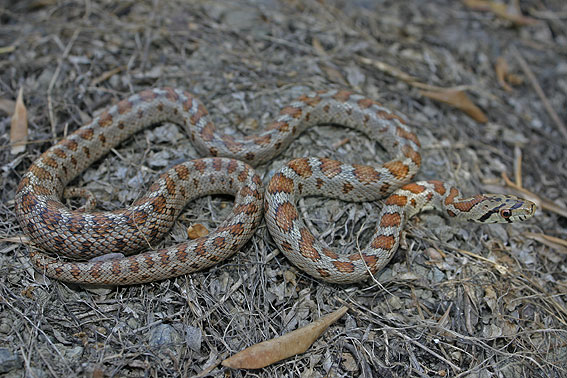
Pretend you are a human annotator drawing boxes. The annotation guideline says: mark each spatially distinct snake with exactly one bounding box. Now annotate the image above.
[14,88,536,285]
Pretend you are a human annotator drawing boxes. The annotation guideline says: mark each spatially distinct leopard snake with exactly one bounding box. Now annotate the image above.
[14,88,536,285]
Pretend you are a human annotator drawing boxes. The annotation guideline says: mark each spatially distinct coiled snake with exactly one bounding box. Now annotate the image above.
[14,88,536,285]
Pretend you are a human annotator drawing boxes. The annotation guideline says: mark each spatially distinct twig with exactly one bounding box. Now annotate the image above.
[512,47,567,140]
[514,146,522,187]
[502,172,567,218]
[47,29,80,140]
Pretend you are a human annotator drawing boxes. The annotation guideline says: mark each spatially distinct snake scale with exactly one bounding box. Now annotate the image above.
[14,88,536,285]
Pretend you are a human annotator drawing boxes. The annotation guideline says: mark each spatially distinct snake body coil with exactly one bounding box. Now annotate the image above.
[14,88,535,285]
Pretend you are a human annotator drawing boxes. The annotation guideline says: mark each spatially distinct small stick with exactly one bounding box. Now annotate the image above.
[514,145,523,188]
[512,47,567,140]
[502,172,567,218]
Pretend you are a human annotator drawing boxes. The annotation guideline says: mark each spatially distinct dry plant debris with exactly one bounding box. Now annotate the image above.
[0,0,566,377]
[9,88,27,155]
[222,306,348,369]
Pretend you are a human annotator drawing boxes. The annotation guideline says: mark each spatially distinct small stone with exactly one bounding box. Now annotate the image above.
[0,348,22,373]
[185,326,202,352]
[149,324,181,347]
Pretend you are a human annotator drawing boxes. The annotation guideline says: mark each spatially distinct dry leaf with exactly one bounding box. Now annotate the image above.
[524,232,567,255]
[319,63,347,86]
[495,57,513,92]
[10,87,28,155]
[311,37,326,56]
[187,224,209,239]
[222,306,348,369]
[420,89,488,123]
[463,0,538,27]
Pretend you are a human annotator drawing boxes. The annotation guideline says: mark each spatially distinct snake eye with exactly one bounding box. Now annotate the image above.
[500,209,512,218]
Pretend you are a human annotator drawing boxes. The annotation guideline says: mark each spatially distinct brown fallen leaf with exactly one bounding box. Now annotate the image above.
[311,37,326,56]
[187,224,209,239]
[222,306,348,369]
[419,89,488,123]
[495,57,513,92]
[319,63,347,86]
[10,87,28,155]
[463,0,538,27]
[524,232,567,255]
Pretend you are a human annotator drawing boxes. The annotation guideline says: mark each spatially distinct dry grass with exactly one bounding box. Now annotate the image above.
[1,0,566,376]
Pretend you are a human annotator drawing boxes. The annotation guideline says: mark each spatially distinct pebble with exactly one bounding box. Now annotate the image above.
[0,348,22,374]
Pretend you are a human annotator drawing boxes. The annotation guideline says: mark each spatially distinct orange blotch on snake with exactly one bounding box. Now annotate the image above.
[332,90,353,102]
[371,235,395,250]
[322,248,338,259]
[385,194,408,207]
[396,126,420,146]
[53,148,67,159]
[139,89,157,102]
[234,202,259,216]
[453,195,484,212]
[191,104,209,125]
[319,158,343,178]
[183,96,193,112]
[61,139,78,151]
[267,121,289,132]
[403,183,426,194]
[376,110,406,125]
[379,212,402,228]
[383,160,409,180]
[444,187,459,206]
[200,122,215,142]
[111,261,122,276]
[42,157,58,168]
[77,127,94,140]
[267,173,294,195]
[353,164,381,185]
[193,160,206,174]
[30,164,53,180]
[332,261,355,273]
[317,268,331,278]
[402,145,421,166]
[164,87,179,102]
[226,159,238,174]
[274,202,298,233]
[237,168,250,182]
[221,135,244,153]
[288,158,313,178]
[357,98,374,108]
[175,246,189,263]
[297,94,322,107]
[165,176,176,195]
[212,158,223,171]
[343,182,354,194]
[299,227,320,262]
[175,165,190,180]
[158,251,170,265]
[280,106,302,119]
[117,99,133,114]
[98,112,113,127]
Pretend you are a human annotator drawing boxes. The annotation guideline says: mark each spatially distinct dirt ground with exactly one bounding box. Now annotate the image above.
[1,0,566,377]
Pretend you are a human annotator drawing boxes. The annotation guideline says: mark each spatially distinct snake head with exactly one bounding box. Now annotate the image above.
[473,194,537,223]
